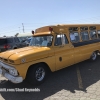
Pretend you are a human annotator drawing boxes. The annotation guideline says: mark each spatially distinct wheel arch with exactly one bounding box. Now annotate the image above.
[13,47,17,49]
[90,50,98,61]
[25,62,52,79]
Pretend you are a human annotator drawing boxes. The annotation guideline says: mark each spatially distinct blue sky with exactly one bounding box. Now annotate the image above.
[0,0,100,36]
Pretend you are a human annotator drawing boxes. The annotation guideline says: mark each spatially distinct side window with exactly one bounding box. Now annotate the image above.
[0,39,6,45]
[7,38,13,43]
[97,30,100,38]
[80,31,89,41]
[90,31,97,39]
[54,34,68,46]
[14,37,20,43]
[70,32,80,42]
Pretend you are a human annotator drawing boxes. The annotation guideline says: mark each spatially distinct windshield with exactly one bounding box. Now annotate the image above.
[29,35,53,47]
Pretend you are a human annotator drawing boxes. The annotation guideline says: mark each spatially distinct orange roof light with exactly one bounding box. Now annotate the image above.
[49,27,53,32]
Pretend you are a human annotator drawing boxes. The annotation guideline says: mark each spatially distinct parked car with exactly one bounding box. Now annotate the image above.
[0,37,27,52]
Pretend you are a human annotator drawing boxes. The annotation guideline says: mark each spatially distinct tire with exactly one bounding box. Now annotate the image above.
[14,47,17,49]
[26,63,47,85]
[90,52,97,61]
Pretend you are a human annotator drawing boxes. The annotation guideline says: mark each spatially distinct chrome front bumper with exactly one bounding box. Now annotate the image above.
[0,62,23,83]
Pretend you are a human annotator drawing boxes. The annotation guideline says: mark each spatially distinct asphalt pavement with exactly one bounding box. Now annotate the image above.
[0,56,100,100]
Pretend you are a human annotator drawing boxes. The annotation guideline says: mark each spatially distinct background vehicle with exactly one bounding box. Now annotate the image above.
[17,33,33,46]
[0,37,27,52]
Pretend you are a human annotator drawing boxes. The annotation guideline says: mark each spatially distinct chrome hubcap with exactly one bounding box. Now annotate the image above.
[92,52,96,60]
[35,67,45,81]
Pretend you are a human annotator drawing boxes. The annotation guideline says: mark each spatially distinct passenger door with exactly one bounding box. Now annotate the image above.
[70,32,83,63]
[54,34,74,71]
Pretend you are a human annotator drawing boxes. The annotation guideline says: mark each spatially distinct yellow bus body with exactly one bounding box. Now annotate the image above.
[0,24,100,84]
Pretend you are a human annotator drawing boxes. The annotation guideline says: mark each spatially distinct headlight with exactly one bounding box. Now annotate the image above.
[9,68,18,76]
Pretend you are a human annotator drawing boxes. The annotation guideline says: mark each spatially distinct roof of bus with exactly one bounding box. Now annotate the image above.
[35,24,100,34]
[36,24,100,28]
[16,24,100,37]
[55,24,100,27]
[56,24,100,25]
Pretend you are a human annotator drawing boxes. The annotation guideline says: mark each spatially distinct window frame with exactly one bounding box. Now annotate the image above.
[97,30,100,38]
[54,33,69,46]
[80,31,89,41]
[70,32,80,43]
[89,30,97,40]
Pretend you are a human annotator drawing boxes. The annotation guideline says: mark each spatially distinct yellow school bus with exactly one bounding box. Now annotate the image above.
[0,24,100,85]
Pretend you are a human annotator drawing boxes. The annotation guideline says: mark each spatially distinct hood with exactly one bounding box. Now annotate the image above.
[0,46,50,64]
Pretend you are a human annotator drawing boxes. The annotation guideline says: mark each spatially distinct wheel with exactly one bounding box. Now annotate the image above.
[90,52,97,61]
[26,63,47,85]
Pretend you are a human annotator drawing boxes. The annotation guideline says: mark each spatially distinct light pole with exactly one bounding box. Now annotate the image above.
[22,23,25,33]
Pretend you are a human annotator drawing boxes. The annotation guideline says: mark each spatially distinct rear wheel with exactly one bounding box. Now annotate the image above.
[90,52,97,61]
[26,63,47,85]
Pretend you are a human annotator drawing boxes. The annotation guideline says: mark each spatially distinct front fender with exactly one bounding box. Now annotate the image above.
[15,56,55,79]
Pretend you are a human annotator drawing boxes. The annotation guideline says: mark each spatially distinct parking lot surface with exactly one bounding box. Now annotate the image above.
[0,56,100,100]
